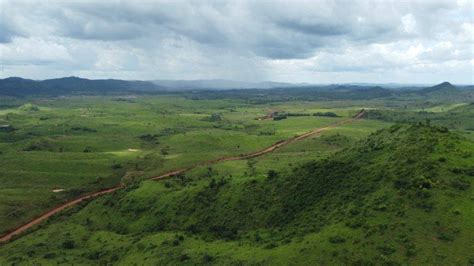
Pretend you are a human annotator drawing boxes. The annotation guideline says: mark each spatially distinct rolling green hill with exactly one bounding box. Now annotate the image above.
[1,123,472,265]
[363,102,474,131]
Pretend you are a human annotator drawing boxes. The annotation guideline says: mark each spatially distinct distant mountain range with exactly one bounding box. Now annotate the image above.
[0,76,471,97]
[151,79,310,90]
[0,77,163,96]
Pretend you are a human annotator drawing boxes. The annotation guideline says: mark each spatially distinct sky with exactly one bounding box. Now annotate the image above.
[0,0,473,84]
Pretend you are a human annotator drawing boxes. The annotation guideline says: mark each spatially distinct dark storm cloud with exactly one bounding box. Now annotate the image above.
[57,2,347,59]
[0,17,22,43]
[24,1,233,52]
[275,19,349,36]
[0,24,15,43]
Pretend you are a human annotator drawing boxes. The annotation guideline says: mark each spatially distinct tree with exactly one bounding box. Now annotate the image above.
[247,159,257,176]
[267,169,278,180]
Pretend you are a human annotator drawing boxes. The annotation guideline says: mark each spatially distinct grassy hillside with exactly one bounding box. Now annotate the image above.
[1,123,472,265]
[0,96,371,235]
[364,102,474,131]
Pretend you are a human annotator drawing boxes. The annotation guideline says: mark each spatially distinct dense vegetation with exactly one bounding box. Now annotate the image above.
[0,81,473,265]
[364,103,474,131]
[0,95,371,235]
[0,123,472,264]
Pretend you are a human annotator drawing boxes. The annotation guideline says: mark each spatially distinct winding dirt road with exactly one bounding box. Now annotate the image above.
[0,110,364,243]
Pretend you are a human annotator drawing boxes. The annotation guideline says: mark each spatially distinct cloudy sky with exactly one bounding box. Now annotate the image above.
[0,0,473,84]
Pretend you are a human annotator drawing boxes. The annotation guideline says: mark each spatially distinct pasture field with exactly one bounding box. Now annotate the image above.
[0,95,376,235]
[0,93,472,265]
[0,122,472,265]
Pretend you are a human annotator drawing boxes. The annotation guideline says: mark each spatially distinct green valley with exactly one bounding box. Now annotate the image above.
[0,82,473,265]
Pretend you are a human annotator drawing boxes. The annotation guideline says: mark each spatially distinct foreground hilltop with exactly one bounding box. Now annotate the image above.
[1,124,473,265]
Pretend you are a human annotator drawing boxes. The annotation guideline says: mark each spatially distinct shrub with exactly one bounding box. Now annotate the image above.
[202,113,221,122]
[23,140,54,152]
[450,178,470,190]
[267,169,278,180]
[329,235,346,244]
[0,125,15,132]
[172,239,180,246]
[180,254,190,261]
[18,103,39,112]
[71,126,97,133]
[43,253,56,259]
[264,242,278,249]
[203,254,214,263]
[377,244,396,255]
[437,232,455,241]
[111,163,123,169]
[313,112,340,117]
[61,240,75,249]
[273,114,287,121]
[139,134,159,143]
[393,178,410,189]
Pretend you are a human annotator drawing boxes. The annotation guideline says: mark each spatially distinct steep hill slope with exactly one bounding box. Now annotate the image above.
[419,82,457,95]
[410,82,473,102]
[1,124,473,265]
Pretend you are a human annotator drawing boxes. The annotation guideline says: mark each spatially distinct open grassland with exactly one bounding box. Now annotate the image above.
[0,96,375,235]
[1,123,472,265]
[0,94,472,265]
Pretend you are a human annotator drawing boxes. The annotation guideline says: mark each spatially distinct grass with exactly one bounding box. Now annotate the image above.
[0,94,472,265]
[0,95,373,235]
[1,123,472,265]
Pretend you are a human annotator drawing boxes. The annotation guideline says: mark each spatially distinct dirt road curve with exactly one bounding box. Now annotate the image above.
[0,186,124,243]
[151,109,365,179]
[0,110,364,243]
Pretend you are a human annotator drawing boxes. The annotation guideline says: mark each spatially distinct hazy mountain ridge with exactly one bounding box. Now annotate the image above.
[0,77,471,98]
[0,77,164,96]
[151,79,309,90]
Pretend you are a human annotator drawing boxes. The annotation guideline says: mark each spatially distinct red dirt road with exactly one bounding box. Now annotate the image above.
[0,186,124,243]
[151,109,365,179]
[0,110,364,243]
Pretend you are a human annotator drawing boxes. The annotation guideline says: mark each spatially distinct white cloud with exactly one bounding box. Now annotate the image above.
[0,0,472,83]
[401,14,417,34]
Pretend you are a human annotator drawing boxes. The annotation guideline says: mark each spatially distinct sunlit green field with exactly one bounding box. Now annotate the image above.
[0,93,473,265]
[0,95,377,235]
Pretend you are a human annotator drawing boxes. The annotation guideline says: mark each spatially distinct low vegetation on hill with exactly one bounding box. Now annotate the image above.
[1,123,472,265]
[364,103,474,131]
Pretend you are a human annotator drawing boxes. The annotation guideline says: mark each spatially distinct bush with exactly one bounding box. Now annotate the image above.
[437,232,455,241]
[18,103,40,112]
[203,254,214,263]
[61,240,75,249]
[139,134,159,143]
[111,163,123,169]
[267,169,278,180]
[313,112,339,117]
[71,126,97,133]
[393,178,410,189]
[0,125,15,132]
[202,113,221,122]
[450,178,470,190]
[43,253,56,259]
[172,239,180,246]
[273,115,287,121]
[377,244,396,255]
[329,235,346,244]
